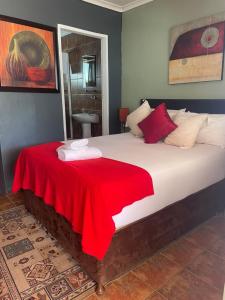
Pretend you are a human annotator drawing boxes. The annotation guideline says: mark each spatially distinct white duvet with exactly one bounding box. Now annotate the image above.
[85,133,225,229]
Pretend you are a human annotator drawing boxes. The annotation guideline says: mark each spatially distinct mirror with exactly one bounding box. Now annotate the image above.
[82,55,96,88]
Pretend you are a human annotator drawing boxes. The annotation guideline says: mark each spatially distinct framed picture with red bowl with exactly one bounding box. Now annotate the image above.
[0,15,59,93]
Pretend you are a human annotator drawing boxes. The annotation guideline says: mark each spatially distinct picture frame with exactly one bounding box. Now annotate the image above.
[0,15,59,93]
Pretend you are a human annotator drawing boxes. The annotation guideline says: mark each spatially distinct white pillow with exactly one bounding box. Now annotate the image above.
[174,111,198,121]
[167,108,186,119]
[164,113,207,149]
[207,114,225,122]
[197,116,225,148]
[126,101,151,137]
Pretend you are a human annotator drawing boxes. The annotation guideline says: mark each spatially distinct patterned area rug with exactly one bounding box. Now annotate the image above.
[0,205,96,300]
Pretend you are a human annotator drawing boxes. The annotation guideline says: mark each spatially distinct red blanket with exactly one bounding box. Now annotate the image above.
[12,142,154,260]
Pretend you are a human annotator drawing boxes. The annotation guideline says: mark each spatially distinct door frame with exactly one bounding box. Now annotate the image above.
[57,24,109,139]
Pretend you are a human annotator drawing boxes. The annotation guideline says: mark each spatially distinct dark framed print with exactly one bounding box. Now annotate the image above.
[0,15,59,92]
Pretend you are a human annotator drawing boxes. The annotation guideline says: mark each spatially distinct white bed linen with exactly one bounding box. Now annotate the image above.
[86,133,225,229]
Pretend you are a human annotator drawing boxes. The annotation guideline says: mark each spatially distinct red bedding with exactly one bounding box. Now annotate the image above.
[12,142,154,260]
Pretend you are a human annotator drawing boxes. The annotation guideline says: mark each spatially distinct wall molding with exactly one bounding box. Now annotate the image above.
[82,0,154,12]
[123,0,154,11]
[82,0,123,12]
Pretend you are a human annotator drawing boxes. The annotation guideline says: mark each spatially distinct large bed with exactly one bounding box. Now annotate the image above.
[22,99,225,294]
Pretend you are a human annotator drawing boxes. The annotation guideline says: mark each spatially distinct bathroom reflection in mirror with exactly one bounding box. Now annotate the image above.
[59,27,106,140]
[82,55,96,88]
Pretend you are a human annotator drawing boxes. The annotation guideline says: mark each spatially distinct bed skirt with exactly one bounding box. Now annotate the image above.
[24,179,225,294]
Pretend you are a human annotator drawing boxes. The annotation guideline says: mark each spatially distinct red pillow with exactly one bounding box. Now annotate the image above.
[138,103,177,143]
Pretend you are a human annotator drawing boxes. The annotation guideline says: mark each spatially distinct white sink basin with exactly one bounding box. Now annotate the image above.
[72,112,99,138]
[72,112,99,124]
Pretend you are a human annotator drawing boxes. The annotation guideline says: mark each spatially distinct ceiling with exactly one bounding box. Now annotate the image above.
[82,0,154,12]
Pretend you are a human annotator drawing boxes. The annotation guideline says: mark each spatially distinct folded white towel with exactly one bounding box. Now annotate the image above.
[62,139,88,150]
[57,147,102,161]
[57,145,89,152]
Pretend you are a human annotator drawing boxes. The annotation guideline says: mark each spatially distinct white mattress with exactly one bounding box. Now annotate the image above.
[87,133,225,229]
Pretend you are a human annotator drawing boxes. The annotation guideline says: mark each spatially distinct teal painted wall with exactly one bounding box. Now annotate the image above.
[122,0,225,110]
[0,0,121,192]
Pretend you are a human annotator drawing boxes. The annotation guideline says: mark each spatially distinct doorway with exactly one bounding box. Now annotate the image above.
[58,24,109,140]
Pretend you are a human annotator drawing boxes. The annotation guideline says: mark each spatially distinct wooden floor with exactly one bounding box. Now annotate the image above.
[1,192,225,300]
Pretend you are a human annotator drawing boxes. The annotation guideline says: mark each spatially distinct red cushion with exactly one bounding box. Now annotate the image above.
[138,103,177,143]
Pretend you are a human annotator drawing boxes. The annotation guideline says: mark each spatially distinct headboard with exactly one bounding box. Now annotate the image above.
[142,99,225,114]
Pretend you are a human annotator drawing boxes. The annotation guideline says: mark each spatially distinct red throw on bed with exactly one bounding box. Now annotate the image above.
[12,142,154,260]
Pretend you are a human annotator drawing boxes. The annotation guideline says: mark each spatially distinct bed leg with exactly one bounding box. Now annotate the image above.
[96,283,105,295]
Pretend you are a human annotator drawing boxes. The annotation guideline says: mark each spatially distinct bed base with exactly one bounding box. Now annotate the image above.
[24,179,225,293]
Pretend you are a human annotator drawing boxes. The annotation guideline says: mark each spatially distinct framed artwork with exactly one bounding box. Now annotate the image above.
[0,15,59,92]
[169,12,225,84]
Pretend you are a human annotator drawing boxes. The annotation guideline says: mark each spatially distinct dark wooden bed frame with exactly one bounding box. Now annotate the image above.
[24,99,225,294]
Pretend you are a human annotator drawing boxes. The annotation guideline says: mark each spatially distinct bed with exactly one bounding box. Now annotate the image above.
[21,99,225,294]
